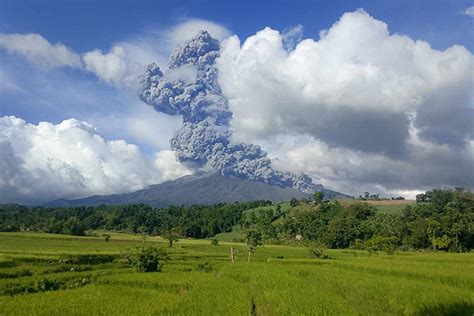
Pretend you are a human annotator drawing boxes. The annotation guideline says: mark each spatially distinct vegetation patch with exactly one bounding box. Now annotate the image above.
[58,254,117,265]
[195,261,213,272]
[127,247,168,272]
[1,277,91,296]
[0,269,32,279]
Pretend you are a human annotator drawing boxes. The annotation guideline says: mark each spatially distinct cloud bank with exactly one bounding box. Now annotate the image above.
[216,9,473,196]
[0,33,81,69]
[0,116,190,204]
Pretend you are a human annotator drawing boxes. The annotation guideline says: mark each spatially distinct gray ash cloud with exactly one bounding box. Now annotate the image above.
[139,30,319,194]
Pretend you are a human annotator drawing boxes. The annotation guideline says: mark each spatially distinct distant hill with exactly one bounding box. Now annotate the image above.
[43,172,349,207]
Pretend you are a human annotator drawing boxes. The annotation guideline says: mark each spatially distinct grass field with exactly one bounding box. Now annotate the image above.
[341,199,416,215]
[0,232,473,315]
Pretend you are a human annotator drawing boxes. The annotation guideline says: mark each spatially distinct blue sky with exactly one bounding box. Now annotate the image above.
[1,0,472,52]
[1,0,472,134]
[0,0,473,203]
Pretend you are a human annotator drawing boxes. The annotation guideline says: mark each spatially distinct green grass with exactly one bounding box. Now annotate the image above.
[0,232,473,315]
[374,204,409,214]
[340,199,416,215]
[213,225,244,241]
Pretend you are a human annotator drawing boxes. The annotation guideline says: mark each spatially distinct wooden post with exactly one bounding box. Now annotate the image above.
[230,247,235,263]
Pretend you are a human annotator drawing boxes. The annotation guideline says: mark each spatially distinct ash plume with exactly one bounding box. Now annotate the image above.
[139,31,318,194]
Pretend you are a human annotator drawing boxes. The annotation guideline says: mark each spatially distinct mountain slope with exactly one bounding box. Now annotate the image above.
[43,172,349,207]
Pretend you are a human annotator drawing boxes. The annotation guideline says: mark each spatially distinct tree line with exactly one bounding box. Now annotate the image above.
[250,188,473,252]
[0,188,472,252]
[0,200,271,238]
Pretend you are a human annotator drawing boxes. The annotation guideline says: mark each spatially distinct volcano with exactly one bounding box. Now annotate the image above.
[43,172,349,207]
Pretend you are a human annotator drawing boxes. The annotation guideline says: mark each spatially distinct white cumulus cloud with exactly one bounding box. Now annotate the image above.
[0,33,81,69]
[0,116,191,204]
[217,9,473,153]
[216,9,473,196]
[464,6,474,17]
[82,46,128,85]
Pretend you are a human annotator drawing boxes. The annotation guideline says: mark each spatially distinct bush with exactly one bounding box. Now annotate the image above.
[210,238,219,246]
[37,278,62,292]
[365,236,399,255]
[66,277,90,289]
[196,261,213,272]
[306,240,329,259]
[127,247,168,272]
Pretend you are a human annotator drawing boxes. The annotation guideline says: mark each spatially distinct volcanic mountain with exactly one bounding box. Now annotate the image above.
[43,172,349,207]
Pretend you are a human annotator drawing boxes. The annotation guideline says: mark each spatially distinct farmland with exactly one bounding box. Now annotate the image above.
[340,199,416,215]
[0,232,473,315]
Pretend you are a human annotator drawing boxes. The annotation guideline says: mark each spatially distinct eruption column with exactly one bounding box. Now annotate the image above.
[139,31,319,194]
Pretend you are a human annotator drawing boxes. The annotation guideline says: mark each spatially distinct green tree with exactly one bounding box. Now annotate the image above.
[313,192,324,205]
[325,203,376,248]
[162,227,182,248]
[245,229,263,262]
[62,217,85,236]
[137,226,148,244]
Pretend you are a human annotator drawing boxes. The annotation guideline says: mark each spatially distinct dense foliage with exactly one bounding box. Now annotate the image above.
[0,200,271,238]
[0,189,472,252]
[279,189,473,252]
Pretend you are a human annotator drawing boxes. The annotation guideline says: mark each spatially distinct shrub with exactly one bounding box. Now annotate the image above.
[127,247,168,272]
[210,238,219,246]
[365,236,399,255]
[306,240,329,259]
[37,279,62,292]
[196,261,213,272]
[66,277,91,289]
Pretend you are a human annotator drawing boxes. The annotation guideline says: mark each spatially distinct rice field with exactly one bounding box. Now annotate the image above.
[0,232,472,315]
